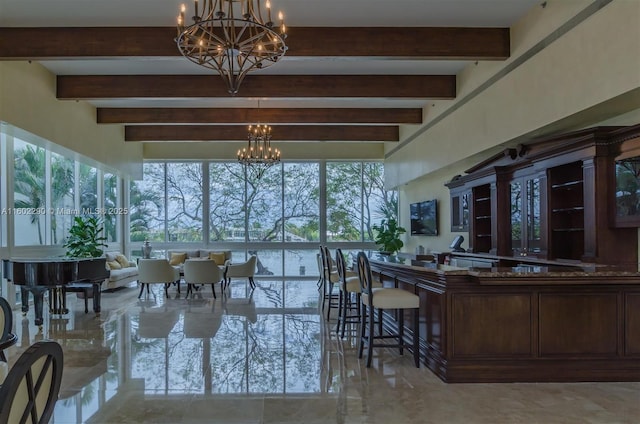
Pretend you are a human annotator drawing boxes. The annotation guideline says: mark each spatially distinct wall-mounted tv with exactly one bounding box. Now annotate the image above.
[410,199,438,236]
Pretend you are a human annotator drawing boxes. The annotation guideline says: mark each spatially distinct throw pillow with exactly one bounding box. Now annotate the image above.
[208,252,226,265]
[115,254,130,268]
[107,260,122,270]
[169,252,187,266]
[105,252,119,262]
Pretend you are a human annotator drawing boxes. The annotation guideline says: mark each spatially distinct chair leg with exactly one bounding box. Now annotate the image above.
[249,277,256,290]
[321,278,327,313]
[340,291,349,339]
[358,303,366,359]
[413,308,420,368]
[398,309,404,355]
[366,305,375,368]
[326,282,333,321]
[212,284,217,299]
[138,283,145,298]
[164,283,169,298]
[335,289,343,335]
[186,284,192,298]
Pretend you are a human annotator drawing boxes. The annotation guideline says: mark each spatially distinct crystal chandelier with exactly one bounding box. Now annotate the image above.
[176,0,288,95]
[238,122,281,179]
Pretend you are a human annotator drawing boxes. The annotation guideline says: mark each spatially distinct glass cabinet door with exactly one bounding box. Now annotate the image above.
[526,178,541,253]
[510,182,522,254]
[450,190,470,232]
[511,176,542,256]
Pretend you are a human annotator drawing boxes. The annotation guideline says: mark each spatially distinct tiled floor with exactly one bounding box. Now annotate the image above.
[5,280,639,423]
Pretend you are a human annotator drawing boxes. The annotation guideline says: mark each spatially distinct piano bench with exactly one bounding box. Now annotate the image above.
[63,282,94,314]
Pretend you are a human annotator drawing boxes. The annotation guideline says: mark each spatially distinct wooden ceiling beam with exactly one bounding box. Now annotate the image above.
[125,125,399,142]
[98,108,423,124]
[58,75,455,99]
[0,27,509,59]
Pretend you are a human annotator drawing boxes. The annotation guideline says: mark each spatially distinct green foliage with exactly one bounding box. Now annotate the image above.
[372,218,406,254]
[64,216,108,258]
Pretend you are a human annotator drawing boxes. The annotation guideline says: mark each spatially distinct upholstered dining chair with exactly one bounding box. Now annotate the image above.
[137,259,181,298]
[183,259,224,299]
[223,255,257,291]
[0,296,18,362]
[356,252,420,368]
[0,340,64,424]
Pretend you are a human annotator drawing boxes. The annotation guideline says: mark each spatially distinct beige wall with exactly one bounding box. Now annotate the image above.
[392,0,640,252]
[388,0,640,189]
[0,61,142,178]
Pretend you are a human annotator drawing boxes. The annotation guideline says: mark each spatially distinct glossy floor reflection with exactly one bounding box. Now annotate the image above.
[5,280,640,423]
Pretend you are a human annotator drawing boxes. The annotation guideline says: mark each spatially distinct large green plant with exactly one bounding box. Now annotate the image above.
[372,218,406,254]
[64,216,108,258]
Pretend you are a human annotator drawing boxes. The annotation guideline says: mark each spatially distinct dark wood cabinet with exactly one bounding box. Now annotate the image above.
[471,184,492,253]
[446,125,640,267]
[548,161,584,261]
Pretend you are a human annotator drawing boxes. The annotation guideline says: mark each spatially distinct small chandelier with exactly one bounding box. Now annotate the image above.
[238,123,281,179]
[176,0,288,95]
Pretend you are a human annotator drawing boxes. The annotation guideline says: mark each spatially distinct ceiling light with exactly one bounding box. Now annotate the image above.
[237,100,281,179]
[176,0,288,95]
[237,124,281,179]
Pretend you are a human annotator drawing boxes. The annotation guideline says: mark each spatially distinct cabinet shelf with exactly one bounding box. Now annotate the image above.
[552,228,584,232]
[475,197,491,202]
[551,180,583,189]
[476,234,492,238]
[552,207,585,213]
[475,215,491,220]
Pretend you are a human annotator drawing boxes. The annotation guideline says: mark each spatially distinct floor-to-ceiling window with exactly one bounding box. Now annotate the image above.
[129,161,397,278]
[1,124,123,304]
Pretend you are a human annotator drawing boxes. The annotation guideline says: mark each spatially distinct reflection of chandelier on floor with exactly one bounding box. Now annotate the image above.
[238,122,281,179]
[176,0,288,95]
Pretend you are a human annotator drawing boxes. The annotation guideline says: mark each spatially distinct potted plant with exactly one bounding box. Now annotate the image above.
[63,216,108,258]
[372,218,406,255]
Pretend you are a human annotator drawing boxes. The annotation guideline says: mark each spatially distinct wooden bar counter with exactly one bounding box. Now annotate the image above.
[366,254,640,383]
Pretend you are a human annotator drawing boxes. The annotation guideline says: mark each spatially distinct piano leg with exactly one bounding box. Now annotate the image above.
[92,282,102,313]
[48,287,68,315]
[20,287,29,315]
[32,288,46,326]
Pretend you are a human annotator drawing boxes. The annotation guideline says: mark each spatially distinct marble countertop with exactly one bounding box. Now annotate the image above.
[368,254,640,278]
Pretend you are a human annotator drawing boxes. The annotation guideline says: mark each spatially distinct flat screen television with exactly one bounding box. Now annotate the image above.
[410,199,438,236]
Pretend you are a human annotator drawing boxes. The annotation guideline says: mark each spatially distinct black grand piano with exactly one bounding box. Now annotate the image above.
[2,257,109,325]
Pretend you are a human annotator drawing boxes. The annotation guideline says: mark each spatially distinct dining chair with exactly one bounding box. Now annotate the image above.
[223,255,257,291]
[137,259,181,298]
[0,296,18,362]
[0,341,64,424]
[183,259,224,299]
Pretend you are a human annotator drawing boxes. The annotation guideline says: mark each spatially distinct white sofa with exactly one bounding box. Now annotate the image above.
[104,252,139,290]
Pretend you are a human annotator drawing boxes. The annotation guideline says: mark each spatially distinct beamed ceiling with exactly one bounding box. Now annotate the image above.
[0,0,540,146]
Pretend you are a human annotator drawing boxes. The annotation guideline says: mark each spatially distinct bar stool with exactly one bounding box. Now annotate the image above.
[320,246,341,321]
[356,252,420,368]
[335,249,382,338]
